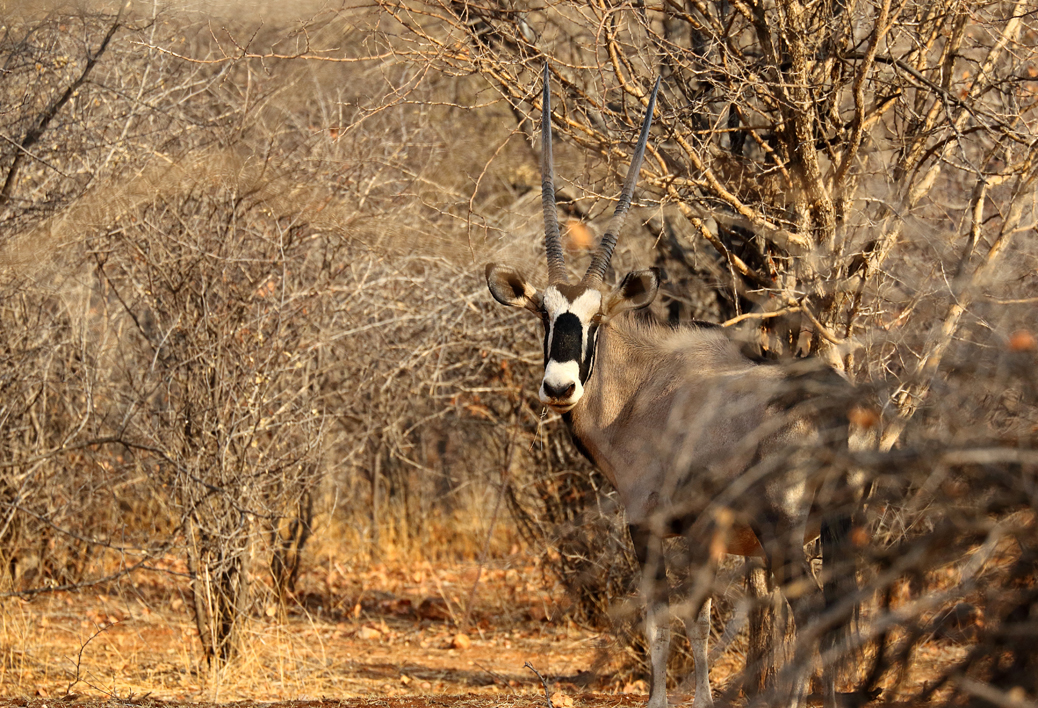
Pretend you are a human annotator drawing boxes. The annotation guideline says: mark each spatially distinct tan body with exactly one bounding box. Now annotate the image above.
[566,318,785,523]
[559,314,844,708]
[567,316,826,551]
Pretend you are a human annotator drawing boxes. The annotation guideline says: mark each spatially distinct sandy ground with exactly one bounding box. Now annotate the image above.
[0,556,965,707]
[0,558,654,703]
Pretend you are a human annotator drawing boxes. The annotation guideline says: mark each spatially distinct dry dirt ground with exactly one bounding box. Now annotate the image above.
[0,556,964,708]
[0,557,665,704]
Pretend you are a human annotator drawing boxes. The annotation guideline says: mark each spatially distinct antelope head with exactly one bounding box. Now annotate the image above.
[486,65,661,412]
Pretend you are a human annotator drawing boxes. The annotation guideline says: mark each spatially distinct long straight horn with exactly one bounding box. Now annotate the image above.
[541,62,567,285]
[582,76,661,287]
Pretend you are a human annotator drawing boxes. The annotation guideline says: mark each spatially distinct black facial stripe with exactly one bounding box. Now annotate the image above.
[541,314,550,362]
[549,312,583,364]
[580,323,599,382]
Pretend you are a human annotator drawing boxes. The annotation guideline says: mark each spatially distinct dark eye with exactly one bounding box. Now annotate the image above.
[591,313,603,325]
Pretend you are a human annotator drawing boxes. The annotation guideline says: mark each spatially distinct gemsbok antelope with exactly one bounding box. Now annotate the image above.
[485,65,858,708]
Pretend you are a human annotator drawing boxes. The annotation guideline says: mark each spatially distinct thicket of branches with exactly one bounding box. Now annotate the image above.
[0,0,1036,703]
[375,0,1038,703]
[0,2,550,671]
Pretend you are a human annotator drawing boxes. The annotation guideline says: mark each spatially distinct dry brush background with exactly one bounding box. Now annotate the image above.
[0,0,1037,705]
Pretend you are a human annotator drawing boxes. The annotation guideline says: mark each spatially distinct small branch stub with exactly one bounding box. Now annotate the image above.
[525,661,554,708]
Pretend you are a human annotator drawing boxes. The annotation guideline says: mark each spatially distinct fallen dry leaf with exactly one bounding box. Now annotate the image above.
[550,690,574,707]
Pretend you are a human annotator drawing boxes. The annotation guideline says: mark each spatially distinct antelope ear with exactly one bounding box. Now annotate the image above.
[604,268,660,318]
[486,263,543,314]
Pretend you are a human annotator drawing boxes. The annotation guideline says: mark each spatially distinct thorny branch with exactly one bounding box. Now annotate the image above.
[0,9,123,207]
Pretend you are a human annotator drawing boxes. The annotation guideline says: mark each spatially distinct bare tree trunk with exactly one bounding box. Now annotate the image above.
[370,445,382,560]
[187,516,251,667]
[270,489,315,614]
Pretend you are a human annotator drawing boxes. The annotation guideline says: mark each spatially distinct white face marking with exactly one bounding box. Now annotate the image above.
[543,287,602,320]
[541,286,568,315]
[539,286,603,411]
[540,360,583,410]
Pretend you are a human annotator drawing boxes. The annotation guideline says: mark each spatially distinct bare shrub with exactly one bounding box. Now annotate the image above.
[0,3,554,671]
[89,161,329,664]
[374,0,1038,702]
[0,4,158,595]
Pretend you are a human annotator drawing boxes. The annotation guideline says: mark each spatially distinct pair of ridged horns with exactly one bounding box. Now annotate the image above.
[540,62,660,287]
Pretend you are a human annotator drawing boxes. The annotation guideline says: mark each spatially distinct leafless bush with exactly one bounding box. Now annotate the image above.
[375,0,1038,701]
[90,159,330,663]
[0,2,560,670]
[0,4,155,594]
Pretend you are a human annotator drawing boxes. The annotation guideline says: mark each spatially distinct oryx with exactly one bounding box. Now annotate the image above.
[485,65,857,708]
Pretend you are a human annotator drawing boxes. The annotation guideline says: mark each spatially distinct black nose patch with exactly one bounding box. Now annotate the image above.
[549,312,583,363]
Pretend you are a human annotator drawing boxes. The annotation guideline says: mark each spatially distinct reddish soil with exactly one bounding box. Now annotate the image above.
[0,699,645,708]
[0,556,964,707]
[0,558,655,705]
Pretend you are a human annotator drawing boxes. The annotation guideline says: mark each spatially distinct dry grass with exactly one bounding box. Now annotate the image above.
[0,550,977,705]
[0,551,619,702]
